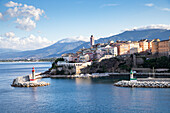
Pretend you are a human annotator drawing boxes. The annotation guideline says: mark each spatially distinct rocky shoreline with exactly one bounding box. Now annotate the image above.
[114,80,170,88]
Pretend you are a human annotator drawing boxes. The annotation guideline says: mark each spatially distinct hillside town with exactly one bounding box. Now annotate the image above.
[61,35,170,63]
[53,35,170,75]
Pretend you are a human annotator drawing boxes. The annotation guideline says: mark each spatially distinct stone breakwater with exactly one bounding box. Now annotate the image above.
[11,75,50,87]
[11,81,50,87]
[114,80,170,88]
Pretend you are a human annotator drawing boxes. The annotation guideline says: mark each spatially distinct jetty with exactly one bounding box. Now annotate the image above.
[50,73,110,78]
[11,67,50,87]
[114,70,170,88]
[114,80,170,88]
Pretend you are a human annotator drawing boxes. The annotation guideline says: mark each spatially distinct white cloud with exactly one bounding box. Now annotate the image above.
[5,1,22,7]
[145,3,170,12]
[5,3,44,20]
[1,1,45,31]
[161,8,170,12]
[124,24,170,31]
[21,4,44,20]
[0,33,55,50]
[145,3,154,7]
[71,35,100,42]
[73,35,88,41]
[15,18,36,31]
[0,12,3,19]
[101,4,119,8]
[4,32,15,38]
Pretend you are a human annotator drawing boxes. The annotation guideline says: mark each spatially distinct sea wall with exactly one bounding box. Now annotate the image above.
[109,73,170,80]
[114,80,170,88]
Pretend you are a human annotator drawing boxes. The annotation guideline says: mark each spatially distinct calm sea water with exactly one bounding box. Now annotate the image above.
[0,62,170,113]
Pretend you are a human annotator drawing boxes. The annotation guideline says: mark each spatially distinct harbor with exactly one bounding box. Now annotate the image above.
[1,62,170,113]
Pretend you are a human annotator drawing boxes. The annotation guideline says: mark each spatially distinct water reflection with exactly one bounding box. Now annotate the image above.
[1,62,170,113]
[31,87,38,101]
[75,78,92,85]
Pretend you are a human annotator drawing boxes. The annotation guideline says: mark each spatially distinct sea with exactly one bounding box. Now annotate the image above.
[0,62,170,113]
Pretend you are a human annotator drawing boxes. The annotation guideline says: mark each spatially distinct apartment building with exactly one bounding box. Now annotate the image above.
[152,37,170,56]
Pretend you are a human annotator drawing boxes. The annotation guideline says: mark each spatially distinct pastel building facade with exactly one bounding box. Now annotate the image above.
[152,37,170,56]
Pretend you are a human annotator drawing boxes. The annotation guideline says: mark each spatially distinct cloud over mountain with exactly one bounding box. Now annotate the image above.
[58,36,89,43]
[124,24,170,31]
[0,32,55,50]
[0,1,45,31]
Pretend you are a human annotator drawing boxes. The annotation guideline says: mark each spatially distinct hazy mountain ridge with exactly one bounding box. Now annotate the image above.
[0,48,21,54]
[0,41,85,59]
[0,29,170,59]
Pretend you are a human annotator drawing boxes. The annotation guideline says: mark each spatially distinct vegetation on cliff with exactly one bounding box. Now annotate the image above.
[81,55,170,74]
[51,58,76,75]
[143,56,170,69]
[81,56,133,74]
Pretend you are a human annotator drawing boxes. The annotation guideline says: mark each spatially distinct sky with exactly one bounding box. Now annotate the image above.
[0,0,170,50]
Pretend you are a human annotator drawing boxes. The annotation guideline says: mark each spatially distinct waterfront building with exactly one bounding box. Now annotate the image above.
[108,47,118,56]
[117,43,129,55]
[62,53,74,62]
[129,42,140,54]
[95,49,104,59]
[139,39,149,52]
[147,40,154,52]
[85,52,94,61]
[152,39,160,54]
[152,37,170,56]
[57,61,92,74]
[158,38,170,56]
[79,54,90,62]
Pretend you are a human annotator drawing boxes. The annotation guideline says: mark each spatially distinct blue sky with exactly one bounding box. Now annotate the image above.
[0,0,170,50]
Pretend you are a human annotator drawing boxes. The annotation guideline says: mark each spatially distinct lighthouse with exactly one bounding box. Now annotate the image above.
[30,67,36,82]
[130,69,137,82]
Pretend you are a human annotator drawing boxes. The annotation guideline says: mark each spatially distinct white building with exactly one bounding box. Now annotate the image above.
[79,54,90,62]
[109,47,118,56]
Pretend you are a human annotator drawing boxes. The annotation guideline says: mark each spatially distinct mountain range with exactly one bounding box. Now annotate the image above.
[0,29,170,60]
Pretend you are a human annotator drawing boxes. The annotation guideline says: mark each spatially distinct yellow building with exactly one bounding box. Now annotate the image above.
[152,39,160,54]
[117,41,142,55]
[158,39,170,56]
[118,43,129,55]
[152,37,170,56]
